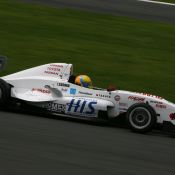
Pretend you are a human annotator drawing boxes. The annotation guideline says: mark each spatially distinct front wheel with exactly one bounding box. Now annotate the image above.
[126,103,156,133]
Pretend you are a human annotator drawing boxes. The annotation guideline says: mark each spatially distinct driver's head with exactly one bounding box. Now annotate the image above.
[75,75,92,88]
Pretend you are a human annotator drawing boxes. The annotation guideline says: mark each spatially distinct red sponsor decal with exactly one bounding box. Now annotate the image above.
[156,104,166,109]
[138,93,163,100]
[169,113,175,120]
[49,64,63,68]
[45,65,62,75]
[44,71,59,75]
[32,88,51,94]
[114,95,120,101]
[47,67,60,72]
[128,96,145,102]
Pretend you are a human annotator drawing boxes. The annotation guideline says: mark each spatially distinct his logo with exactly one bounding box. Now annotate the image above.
[67,99,97,115]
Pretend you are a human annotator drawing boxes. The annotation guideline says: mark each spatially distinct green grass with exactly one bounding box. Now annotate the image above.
[0,0,175,102]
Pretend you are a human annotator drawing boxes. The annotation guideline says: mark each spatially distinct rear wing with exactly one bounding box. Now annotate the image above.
[0,55,7,71]
[2,63,73,81]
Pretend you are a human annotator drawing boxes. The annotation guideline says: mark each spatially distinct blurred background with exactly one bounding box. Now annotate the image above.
[0,0,175,102]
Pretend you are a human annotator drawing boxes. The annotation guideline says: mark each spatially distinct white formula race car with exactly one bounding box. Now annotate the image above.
[0,62,175,133]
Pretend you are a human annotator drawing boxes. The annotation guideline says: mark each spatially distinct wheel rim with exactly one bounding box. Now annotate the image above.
[129,107,152,129]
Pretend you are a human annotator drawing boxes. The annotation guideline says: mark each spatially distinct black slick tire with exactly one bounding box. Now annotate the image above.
[126,103,157,133]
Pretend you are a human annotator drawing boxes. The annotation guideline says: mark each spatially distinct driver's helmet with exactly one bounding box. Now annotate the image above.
[75,75,92,88]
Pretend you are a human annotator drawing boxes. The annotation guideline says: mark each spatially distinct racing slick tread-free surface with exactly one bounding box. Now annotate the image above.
[0,111,175,175]
[126,103,157,133]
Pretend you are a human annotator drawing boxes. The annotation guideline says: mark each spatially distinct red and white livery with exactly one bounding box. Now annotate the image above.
[0,63,175,133]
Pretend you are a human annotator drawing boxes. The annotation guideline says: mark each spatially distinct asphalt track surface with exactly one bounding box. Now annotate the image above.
[0,110,175,175]
[22,0,175,24]
[1,0,175,175]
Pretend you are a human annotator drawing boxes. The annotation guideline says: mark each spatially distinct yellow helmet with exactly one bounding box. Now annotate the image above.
[75,75,92,88]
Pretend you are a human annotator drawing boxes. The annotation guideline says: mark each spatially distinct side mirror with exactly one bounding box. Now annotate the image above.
[0,55,7,71]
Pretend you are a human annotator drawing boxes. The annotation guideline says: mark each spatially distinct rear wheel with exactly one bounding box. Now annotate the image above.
[0,79,11,109]
[126,103,156,133]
